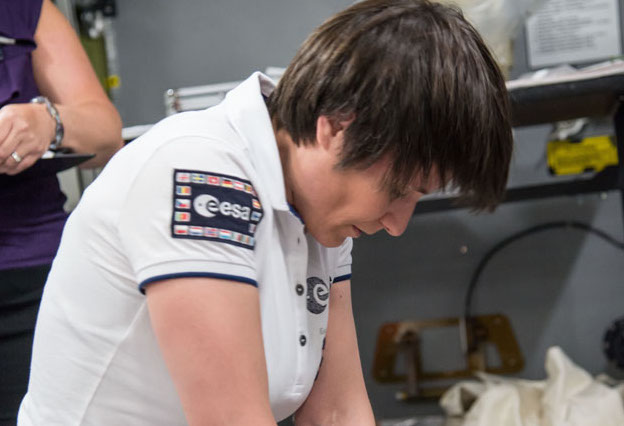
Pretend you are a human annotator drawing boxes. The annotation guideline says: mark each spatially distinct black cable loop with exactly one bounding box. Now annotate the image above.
[463,220,624,322]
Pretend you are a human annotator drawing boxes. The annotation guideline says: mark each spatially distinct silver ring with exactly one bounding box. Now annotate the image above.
[11,151,22,163]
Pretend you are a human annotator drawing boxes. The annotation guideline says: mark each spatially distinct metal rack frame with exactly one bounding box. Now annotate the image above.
[414,73,624,227]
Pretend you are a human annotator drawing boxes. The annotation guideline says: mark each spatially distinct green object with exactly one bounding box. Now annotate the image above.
[79,34,110,96]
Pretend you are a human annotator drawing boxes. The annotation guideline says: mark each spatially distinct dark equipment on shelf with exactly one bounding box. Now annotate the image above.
[604,316,624,371]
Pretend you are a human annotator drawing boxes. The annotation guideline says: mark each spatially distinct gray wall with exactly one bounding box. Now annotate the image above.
[114,0,351,126]
[111,0,624,422]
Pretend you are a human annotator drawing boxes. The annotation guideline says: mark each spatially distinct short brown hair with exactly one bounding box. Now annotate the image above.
[268,0,512,211]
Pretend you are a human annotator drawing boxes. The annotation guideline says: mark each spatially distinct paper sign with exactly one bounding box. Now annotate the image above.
[526,0,621,68]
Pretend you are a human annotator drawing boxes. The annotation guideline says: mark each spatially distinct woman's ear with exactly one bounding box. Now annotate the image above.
[315,114,354,152]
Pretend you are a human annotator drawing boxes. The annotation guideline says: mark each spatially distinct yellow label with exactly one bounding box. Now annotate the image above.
[547,135,618,175]
[107,75,121,89]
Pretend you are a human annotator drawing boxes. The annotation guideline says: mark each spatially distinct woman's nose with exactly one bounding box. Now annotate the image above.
[380,195,421,237]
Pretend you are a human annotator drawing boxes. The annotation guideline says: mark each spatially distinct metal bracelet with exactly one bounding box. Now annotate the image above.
[30,96,64,151]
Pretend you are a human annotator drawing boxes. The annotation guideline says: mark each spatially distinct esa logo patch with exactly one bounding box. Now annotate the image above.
[307,276,329,314]
[171,169,263,249]
[193,194,251,220]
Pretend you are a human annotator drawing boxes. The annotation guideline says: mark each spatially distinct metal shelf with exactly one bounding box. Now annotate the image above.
[509,74,624,127]
[414,73,624,220]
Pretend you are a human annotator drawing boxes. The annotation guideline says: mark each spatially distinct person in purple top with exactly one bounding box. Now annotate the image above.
[0,0,122,422]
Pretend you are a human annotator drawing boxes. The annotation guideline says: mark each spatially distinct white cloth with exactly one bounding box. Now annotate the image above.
[440,346,624,426]
[19,72,352,425]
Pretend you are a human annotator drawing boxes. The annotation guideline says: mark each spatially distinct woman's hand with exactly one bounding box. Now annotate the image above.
[0,102,56,175]
[0,0,123,175]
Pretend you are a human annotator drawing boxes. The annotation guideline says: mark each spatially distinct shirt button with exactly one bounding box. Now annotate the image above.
[297,237,301,245]
[299,334,307,346]
[295,284,304,295]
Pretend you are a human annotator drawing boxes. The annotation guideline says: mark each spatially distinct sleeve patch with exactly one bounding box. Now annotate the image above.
[171,169,263,249]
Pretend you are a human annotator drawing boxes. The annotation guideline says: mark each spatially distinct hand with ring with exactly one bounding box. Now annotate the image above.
[0,102,56,175]
[11,151,23,163]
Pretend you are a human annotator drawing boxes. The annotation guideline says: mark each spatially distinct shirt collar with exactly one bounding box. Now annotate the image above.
[223,72,290,212]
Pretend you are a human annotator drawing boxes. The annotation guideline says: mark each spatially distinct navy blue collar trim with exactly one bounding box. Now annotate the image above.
[288,203,304,225]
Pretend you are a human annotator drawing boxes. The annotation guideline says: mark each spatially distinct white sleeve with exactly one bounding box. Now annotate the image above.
[117,136,264,293]
[333,237,353,284]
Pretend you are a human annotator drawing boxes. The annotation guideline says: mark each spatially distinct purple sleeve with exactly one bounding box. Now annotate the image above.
[0,0,44,105]
[0,0,44,40]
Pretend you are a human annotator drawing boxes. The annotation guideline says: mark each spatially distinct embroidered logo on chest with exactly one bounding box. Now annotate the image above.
[306,276,329,314]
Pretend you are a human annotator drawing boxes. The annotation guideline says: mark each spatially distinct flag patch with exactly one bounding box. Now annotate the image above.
[176,185,191,196]
[189,226,203,236]
[171,169,263,249]
[173,225,189,235]
[205,227,218,238]
[175,199,191,209]
[191,173,206,184]
[176,172,191,183]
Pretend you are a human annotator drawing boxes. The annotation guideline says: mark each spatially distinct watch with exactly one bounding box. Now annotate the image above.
[31,96,64,151]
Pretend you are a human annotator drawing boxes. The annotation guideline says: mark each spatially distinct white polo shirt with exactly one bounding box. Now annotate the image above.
[19,72,352,425]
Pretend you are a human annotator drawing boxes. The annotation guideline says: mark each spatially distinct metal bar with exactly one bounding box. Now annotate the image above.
[508,74,624,127]
[413,167,620,215]
[172,81,241,98]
